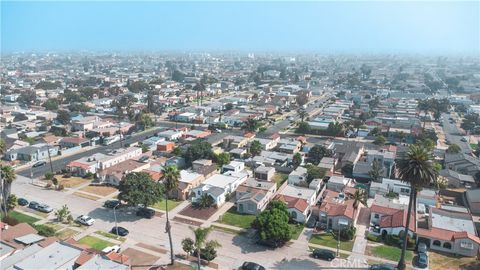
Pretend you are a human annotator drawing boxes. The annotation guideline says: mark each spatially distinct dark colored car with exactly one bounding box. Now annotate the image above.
[32,161,46,167]
[417,253,428,269]
[110,226,129,236]
[104,200,120,209]
[305,216,318,228]
[136,208,155,219]
[17,198,29,206]
[312,248,336,261]
[369,264,397,270]
[417,242,428,254]
[241,261,266,270]
[28,201,39,210]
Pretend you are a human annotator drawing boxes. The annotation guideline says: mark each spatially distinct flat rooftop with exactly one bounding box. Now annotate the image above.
[431,209,476,235]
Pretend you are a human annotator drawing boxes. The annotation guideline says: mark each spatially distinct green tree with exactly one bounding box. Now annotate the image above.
[308,145,333,165]
[55,205,71,223]
[198,194,215,208]
[56,110,71,125]
[251,200,292,248]
[141,144,149,153]
[1,166,16,217]
[182,140,213,166]
[396,145,437,270]
[42,98,59,110]
[181,237,195,257]
[368,127,382,137]
[118,172,163,208]
[249,140,262,156]
[341,164,354,178]
[162,165,180,265]
[135,112,154,130]
[214,153,231,167]
[296,122,311,134]
[7,194,17,212]
[0,139,6,155]
[128,81,150,93]
[447,144,461,154]
[368,159,384,182]
[305,164,325,183]
[292,153,302,169]
[373,135,386,146]
[242,118,259,132]
[295,92,309,107]
[419,138,436,152]
[188,226,215,269]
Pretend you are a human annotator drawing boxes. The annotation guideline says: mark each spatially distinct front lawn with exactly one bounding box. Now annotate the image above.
[366,245,413,262]
[81,185,118,197]
[95,230,126,242]
[289,223,304,240]
[55,175,89,188]
[309,233,354,251]
[429,251,479,270]
[8,211,40,225]
[152,199,182,212]
[218,207,256,229]
[78,235,114,251]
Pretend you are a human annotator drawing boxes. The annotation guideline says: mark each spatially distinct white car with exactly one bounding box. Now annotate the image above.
[102,245,121,253]
[76,215,95,226]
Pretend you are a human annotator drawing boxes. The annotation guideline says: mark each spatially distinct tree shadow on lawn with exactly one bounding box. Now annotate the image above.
[272,258,324,270]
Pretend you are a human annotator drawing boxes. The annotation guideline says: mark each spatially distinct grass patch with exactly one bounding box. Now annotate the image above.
[73,192,101,201]
[366,245,413,262]
[95,230,126,242]
[8,211,40,225]
[273,173,288,188]
[289,223,304,240]
[429,251,479,270]
[309,233,354,252]
[218,207,256,229]
[56,228,79,240]
[55,175,89,188]
[44,222,63,231]
[81,185,117,197]
[152,199,182,212]
[78,235,114,251]
[211,224,243,235]
[470,143,478,150]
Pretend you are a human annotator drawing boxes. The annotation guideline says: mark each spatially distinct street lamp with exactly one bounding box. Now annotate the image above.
[113,203,119,236]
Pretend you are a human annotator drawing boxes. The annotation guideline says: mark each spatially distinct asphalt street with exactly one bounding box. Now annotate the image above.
[441,113,472,154]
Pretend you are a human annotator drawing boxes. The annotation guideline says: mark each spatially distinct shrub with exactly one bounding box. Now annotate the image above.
[367,233,380,242]
[44,172,54,180]
[84,172,94,179]
[34,224,56,237]
[339,226,356,241]
[2,215,19,226]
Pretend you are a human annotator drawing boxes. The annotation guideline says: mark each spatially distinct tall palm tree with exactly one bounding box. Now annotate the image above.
[297,108,307,123]
[396,145,437,270]
[162,165,180,265]
[347,189,367,216]
[190,226,212,270]
[1,165,16,217]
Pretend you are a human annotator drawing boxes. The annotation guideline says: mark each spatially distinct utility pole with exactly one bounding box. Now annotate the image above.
[46,144,54,174]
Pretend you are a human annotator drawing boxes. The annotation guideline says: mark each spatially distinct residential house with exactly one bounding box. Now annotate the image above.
[318,157,336,173]
[191,170,248,206]
[445,153,480,176]
[67,153,107,177]
[254,166,275,182]
[326,175,353,192]
[236,178,277,215]
[98,159,150,186]
[277,138,302,154]
[287,166,308,186]
[439,169,476,188]
[157,130,184,141]
[276,185,317,223]
[183,130,211,139]
[221,161,245,174]
[157,141,175,153]
[59,137,90,149]
[170,170,205,200]
[5,144,59,162]
[466,189,480,214]
[316,189,356,230]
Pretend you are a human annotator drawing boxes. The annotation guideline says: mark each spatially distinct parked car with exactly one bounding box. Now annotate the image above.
[417,253,429,269]
[305,216,318,228]
[369,264,397,270]
[312,248,335,261]
[36,203,53,213]
[17,198,29,206]
[241,261,266,270]
[76,215,95,226]
[136,208,155,219]
[461,137,468,142]
[28,201,39,210]
[110,226,129,236]
[102,245,121,253]
[32,161,46,168]
[104,200,121,209]
[417,242,428,255]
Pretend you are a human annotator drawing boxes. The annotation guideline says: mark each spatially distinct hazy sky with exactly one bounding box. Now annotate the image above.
[2,1,479,54]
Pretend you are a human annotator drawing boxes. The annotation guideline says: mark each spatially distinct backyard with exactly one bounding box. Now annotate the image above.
[78,235,114,251]
[218,207,256,229]
[273,173,288,188]
[309,232,354,251]
[152,199,182,211]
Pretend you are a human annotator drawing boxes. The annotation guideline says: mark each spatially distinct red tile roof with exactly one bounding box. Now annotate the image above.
[416,228,480,245]
[67,161,92,169]
[379,209,416,231]
[370,204,401,216]
[276,195,309,213]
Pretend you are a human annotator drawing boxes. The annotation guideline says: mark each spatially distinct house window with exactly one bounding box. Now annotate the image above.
[443,242,452,249]
[400,188,410,193]
[433,240,441,246]
[374,214,379,219]
[197,191,201,195]
[460,241,474,250]
[291,211,297,219]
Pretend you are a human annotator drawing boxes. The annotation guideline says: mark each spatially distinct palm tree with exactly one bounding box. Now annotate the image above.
[190,226,212,270]
[297,108,307,123]
[396,145,437,270]
[162,165,180,265]
[1,165,16,217]
[348,189,367,216]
